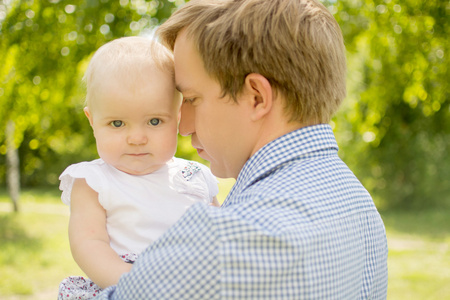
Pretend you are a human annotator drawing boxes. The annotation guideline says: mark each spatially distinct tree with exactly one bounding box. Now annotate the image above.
[1,0,448,211]
[0,0,186,211]
[329,0,449,209]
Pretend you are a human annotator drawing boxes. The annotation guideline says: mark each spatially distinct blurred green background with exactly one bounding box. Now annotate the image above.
[0,0,449,299]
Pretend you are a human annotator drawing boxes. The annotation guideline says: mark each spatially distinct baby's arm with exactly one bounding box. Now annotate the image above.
[68,178,132,289]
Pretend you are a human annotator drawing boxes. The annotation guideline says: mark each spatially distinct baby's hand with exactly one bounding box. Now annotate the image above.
[210,196,220,207]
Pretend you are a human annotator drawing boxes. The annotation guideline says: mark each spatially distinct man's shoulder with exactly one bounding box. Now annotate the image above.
[233,154,377,224]
[250,152,360,195]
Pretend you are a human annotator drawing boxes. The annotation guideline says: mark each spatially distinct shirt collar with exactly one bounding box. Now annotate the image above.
[223,124,338,207]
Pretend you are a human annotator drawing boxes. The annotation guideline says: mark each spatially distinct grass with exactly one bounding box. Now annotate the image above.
[381,210,450,299]
[0,188,82,299]
[0,184,449,299]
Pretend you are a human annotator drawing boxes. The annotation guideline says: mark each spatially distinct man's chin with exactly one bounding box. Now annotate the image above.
[196,149,209,161]
[208,163,228,179]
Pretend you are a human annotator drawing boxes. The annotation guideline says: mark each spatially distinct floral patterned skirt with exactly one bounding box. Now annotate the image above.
[58,253,137,300]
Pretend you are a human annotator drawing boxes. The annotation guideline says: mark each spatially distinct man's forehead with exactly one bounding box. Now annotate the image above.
[173,30,201,94]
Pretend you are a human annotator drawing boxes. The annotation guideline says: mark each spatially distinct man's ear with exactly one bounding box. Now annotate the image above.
[83,107,94,127]
[243,73,273,121]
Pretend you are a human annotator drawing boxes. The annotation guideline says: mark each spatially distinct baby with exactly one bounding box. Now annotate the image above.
[57,36,218,300]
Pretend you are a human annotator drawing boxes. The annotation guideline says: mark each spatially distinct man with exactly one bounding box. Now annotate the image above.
[95,0,388,298]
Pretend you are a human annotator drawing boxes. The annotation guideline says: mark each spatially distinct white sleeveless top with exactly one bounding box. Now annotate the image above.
[59,157,218,256]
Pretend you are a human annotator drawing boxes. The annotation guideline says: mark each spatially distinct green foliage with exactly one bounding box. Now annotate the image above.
[329,0,449,209]
[0,0,448,209]
[0,0,185,186]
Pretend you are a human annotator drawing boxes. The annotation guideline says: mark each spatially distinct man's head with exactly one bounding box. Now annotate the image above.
[158,0,347,125]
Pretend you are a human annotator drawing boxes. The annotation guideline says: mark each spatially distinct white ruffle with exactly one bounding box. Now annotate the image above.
[59,159,106,206]
[173,161,211,202]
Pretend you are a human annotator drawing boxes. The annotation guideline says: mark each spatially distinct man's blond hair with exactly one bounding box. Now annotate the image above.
[157,0,346,124]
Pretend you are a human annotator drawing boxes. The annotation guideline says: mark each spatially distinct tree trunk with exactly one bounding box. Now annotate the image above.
[6,120,20,212]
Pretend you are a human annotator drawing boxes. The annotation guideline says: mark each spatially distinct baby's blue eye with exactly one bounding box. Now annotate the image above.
[110,120,124,128]
[149,118,160,126]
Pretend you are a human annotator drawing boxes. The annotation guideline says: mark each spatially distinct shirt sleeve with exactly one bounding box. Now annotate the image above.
[197,163,219,199]
[58,160,107,207]
[92,203,221,300]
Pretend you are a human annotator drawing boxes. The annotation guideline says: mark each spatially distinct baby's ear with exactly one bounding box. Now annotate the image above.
[83,107,94,127]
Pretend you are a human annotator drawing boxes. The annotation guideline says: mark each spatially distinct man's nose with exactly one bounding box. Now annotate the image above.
[179,102,195,137]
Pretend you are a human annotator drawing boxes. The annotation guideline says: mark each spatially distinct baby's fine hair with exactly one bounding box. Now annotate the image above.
[84,36,175,108]
[157,0,347,124]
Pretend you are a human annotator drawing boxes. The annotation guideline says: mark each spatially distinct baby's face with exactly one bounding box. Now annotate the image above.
[85,68,180,175]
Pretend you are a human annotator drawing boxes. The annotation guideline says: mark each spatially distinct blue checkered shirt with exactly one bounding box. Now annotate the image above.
[94,124,388,299]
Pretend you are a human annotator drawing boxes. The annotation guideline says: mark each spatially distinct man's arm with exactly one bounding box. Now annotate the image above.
[92,203,221,299]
